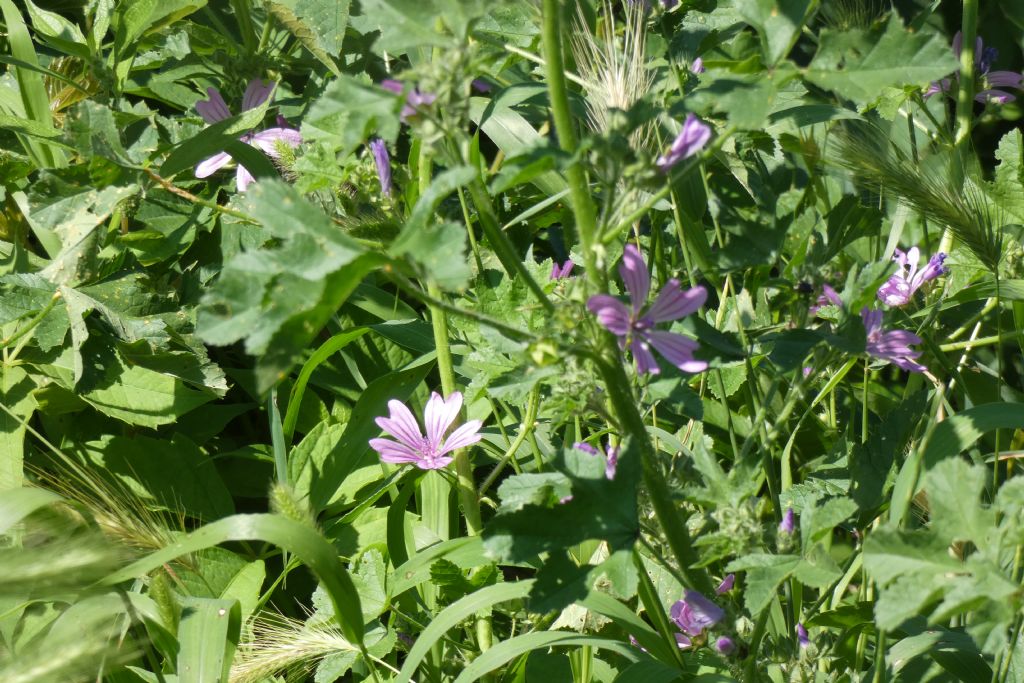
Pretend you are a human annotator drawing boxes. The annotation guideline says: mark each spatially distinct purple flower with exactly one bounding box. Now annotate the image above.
[670,590,725,637]
[861,308,927,373]
[369,138,392,197]
[925,32,1023,103]
[715,636,735,656]
[809,284,842,316]
[716,574,735,594]
[656,113,712,171]
[796,623,810,648]
[381,79,437,122]
[779,507,795,534]
[194,79,302,192]
[551,259,575,280]
[587,244,707,375]
[662,0,679,8]
[690,57,705,74]
[675,633,692,649]
[471,79,492,93]
[369,391,483,470]
[876,247,948,307]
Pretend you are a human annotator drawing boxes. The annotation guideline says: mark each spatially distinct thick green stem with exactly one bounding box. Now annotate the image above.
[953,0,978,151]
[540,0,599,282]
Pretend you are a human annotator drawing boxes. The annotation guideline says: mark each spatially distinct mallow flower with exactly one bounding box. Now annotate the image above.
[861,308,927,373]
[926,32,1023,103]
[809,284,842,316]
[381,79,436,122]
[194,79,302,192]
[369,391,483,470]
[796,623,810,648]
[551,259,575,280]
[587,244,707,375]
[876,247,948,307]
[779,507,796,534]
[670,590,726,638]
[656,113,712,171]
[369,138,392,197]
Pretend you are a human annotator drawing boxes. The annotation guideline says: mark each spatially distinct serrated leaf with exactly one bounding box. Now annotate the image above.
[302,76,402,154]
[736,0,813,64]
[265,0,349,76]
[805,15,959,105]
[197,181,381,393]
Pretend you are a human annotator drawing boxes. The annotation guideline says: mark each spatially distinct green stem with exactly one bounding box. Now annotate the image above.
[229,0,257,54]
[939,332,1017,352]
[540,0,599,283]
[477,387,541,497]
[954,0,978,152]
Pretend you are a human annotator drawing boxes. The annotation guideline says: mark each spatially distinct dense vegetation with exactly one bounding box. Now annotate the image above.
[2,0,1024,681]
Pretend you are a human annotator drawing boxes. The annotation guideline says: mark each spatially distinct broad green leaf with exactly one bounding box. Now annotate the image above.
[302,76,403,154]
[0,487,62,533]
[176,597,239,683]
[353,0,484,53]
[483,440,640,563]
[197,181,382,393]
[34,348,215,427]
[805,15,959,105]
[82,434,234,520]
[219,560,265,624]
[0,366,36,490]
[736,0,813,64]
[863,528,961,585]
[266,0,349,75]
[923,459,995,546]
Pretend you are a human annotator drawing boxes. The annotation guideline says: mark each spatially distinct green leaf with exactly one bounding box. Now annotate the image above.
[265,0,349,75]
[176,597,240,683]
[0,487,62,534]
[103,513,365,645]
[197,181,382,394]
[353,0,484,53]
[923,459,995,546]
[735,0,813,64]
[726,553,800,614]
[352,549,388,622]
[0,366,36,491]
[82,434,234,520]
[805,15,959,105]
[863,528,961,585]
[483,439,640,563]
[302,76,402,154]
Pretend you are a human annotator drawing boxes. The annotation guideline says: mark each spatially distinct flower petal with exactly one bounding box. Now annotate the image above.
[424,391,461,448]
[236,165,256,192]
[195,151,232,178]
[645,330,707,373]
[619,244,650,313]
[587,295,631,336]
[646,281,707,322]
[369,438,423,464]
[440,420,483,454]
[196,87,232,124]
[250,128,302,156]
[377,399,424,447]
[242,79,275,111]
[630,338,660,375]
